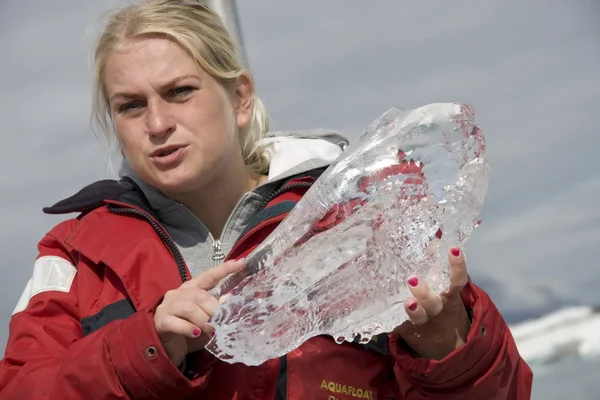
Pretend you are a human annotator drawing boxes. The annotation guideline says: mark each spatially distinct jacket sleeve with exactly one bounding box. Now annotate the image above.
[388,282,533,400]
[0,221,215,400]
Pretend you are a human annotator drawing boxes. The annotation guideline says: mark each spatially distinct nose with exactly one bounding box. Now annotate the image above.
[145,99,175,138]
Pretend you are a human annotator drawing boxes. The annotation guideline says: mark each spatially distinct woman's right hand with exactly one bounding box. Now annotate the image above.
[153,259,245,367]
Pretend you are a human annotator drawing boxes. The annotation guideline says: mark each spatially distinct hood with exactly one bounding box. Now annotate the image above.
[261,129,349,181]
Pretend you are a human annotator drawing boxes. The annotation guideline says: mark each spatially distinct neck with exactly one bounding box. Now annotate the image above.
[171,165,266,239]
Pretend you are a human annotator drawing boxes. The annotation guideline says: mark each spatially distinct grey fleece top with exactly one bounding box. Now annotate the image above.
[119,130,349,278]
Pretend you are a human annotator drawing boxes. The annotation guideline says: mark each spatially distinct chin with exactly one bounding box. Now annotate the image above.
[153,179,193,195]
[152,171,203,195]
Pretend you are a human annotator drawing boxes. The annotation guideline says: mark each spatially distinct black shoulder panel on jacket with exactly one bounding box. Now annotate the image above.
[42,177,139,215]
[280,166,328,187]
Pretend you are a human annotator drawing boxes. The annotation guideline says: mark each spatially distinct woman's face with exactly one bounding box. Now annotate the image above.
[104,37,252,195]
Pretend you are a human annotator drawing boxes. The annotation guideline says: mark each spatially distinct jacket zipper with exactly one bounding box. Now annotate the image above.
[179,191,251,267]
[212,239,225,266]
[106,203,189,283]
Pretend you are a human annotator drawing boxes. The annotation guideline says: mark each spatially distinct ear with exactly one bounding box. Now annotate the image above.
[234,73,254,130]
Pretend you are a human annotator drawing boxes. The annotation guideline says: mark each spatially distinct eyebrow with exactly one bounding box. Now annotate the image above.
[109,74,201,102]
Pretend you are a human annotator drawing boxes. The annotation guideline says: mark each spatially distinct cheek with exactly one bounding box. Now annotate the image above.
[114,131,130,154]
[194,104,237,149]
[112,120,141,158]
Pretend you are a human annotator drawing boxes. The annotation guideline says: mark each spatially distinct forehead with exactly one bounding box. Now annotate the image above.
[104,37,200,92]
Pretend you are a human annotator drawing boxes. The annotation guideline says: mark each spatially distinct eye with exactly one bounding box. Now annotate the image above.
[169,86,196,99]
[118,101,145,114]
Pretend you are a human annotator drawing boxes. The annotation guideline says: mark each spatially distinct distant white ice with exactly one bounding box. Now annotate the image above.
[510,306,600,368]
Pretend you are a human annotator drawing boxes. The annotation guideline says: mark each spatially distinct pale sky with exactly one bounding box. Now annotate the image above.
[0,0,599,355]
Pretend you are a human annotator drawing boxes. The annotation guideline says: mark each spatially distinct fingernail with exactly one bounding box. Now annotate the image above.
[451,247,460,257]
[407,277,419,287]
[192,328,201,337]
[211,331,216,338]
[408,302,418,311]
[219,294,232,304]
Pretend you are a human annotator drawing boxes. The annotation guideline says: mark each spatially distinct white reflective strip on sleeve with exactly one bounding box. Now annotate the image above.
[12,256,77,315]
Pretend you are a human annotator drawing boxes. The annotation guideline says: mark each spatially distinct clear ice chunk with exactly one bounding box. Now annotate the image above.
[206,102,490,366]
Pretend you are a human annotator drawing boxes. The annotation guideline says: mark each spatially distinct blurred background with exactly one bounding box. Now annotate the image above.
[0,1,599,398]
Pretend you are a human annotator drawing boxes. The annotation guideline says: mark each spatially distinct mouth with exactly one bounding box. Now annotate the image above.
[151,145,187,158]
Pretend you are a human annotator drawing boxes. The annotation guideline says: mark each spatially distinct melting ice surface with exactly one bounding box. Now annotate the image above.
[206,103,490,365]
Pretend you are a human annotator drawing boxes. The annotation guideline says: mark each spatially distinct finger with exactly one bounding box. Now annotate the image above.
[196,292,221,317]
[448,247,468,294]
[219,293,232,304]
[404,297,429,325]
[178,289,224,322]
[185,259,246,291]
[165,298,213,330]
[406,275,444,316]
[154,313,203,339]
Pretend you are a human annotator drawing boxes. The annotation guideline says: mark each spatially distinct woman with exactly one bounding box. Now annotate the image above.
[0,0,532,399]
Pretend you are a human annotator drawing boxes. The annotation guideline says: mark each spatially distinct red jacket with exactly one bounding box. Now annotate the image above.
[0,172,532,399]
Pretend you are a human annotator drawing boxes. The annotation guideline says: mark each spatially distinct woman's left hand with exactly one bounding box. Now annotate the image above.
[393,247,471,360]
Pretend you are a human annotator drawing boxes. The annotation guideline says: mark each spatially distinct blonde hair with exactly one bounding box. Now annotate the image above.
[92,0,270,175]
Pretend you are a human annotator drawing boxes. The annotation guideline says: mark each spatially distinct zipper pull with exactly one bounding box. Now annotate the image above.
[212,239,225,266]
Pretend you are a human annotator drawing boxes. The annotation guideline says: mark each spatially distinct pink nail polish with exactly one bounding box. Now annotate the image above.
[407,277,419,287]
[408,302,418,311]
[192,328,201,337]
[451,248,460,257]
